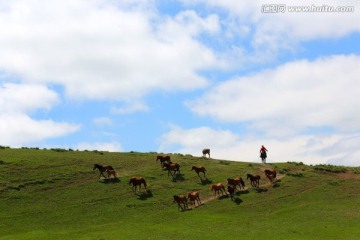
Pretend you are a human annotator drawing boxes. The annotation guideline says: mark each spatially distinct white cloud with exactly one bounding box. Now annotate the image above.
[0,83,59,113]
[0,113,79,146]
[0,0,219,101]
[77,141,123,152]
[181,0,360,59]
[0,83,79,146]
[159,125,239,152]
[187,55,360,137]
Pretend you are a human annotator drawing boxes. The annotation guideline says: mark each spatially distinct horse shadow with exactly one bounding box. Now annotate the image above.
[233,197,243,205]
[273,182,281,188]
[136,189,153,200]
[218,194,229,200]
[171,174,185,182]
[101,178,121,184]
[256,187,268,193]
[199,178,212,185]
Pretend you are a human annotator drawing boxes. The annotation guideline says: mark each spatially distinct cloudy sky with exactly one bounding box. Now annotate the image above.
[1,0,360,166]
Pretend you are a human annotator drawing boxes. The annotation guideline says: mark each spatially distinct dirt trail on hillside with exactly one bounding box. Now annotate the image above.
[190,172,286,208]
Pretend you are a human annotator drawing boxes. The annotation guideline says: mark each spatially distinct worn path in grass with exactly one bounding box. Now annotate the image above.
[189,170,286,208]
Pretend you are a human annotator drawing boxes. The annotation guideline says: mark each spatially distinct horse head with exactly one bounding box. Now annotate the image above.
[141,178,147,188]
[93,164,100,170]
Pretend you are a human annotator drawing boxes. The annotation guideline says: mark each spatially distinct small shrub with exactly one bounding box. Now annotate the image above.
[279,168,291,174]
[51,148,67,152]
[287,172,304,177]
[220,160,230,165]
[313,164,347,173]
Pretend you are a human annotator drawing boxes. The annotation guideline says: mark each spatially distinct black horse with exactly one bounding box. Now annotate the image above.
[93,164,114,179]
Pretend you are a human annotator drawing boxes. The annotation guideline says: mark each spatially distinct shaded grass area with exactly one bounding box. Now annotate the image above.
[0,148,359,239]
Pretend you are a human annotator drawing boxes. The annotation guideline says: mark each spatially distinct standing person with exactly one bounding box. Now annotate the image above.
[260,145,268,163]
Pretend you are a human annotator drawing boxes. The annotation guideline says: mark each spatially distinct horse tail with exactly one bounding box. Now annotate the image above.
[108,165,114,170]
[203,167,206,172]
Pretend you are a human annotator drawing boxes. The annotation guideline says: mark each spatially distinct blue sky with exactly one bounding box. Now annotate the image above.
[1,0,360,166]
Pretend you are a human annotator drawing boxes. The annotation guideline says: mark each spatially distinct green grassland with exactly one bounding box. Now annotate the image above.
[0,148,359,240]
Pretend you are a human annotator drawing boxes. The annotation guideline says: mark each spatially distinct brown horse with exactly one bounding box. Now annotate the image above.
[191,166,206,178]
[227,177,245,191]
[264,169,277,183]
[187,191,202,207]
[211,183,227,197]
[93,164,114,179]
[106,169,117,179]
[202,148,210,158]
[156,155,171,167]
[247,174,260,188]
[173,195,188,211]
[163,162,181,177]
[129,177,147,192]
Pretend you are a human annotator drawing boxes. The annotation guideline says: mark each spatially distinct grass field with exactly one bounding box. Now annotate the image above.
[1,148,359,240]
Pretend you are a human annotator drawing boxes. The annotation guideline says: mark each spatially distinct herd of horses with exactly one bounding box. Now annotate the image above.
[93,149,277,211]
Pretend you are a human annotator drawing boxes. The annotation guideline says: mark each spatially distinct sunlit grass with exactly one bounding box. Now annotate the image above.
[0,148,359,239]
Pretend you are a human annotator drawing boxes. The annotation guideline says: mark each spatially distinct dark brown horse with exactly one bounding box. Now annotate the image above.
[173,195,188,211]
[191,166,206,178]
[93,164,114,179]
[227,177,245,191]
[163,162,181,177]
[156,155,171,167]
[247,174,260,188]
[227,185,235,201]
[187,191,202,207]
[129,177,147,192]
[264,169,277,183]
[260,151,267,163]
[211,183,227,197]
[202,148,210,158]
[106,169,117,179]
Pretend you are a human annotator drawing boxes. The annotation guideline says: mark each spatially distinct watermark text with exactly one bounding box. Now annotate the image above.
[261,4,355,13]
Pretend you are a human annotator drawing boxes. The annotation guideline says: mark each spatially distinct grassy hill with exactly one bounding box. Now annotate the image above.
[0,148,359,240]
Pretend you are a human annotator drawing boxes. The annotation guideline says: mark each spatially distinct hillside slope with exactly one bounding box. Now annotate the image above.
[0,148,359,240]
